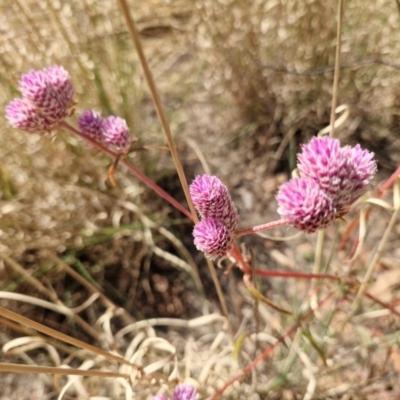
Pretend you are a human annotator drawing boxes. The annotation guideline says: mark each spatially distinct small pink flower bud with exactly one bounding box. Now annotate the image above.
[78,110,104,141]
[193,218,234,259]
[172,384,199,400]
[101,116,131,153]
[189,174,238,231]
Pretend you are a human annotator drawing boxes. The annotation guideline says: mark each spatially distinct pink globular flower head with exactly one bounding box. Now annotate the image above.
[44,65,74,104]
[297,136,344,195]
[101,116,131,153]
[78,110,104,141]
[334,143,377,215]
[193,218,234,259]
[5,98,50,134]
[172,384,199,400]
[18,65,74,126]
[189,174,239,231]
[297,136,377,217]
[277,177,335,233]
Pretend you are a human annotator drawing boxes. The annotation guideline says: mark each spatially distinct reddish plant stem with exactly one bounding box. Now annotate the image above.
[378,165,400,196]
[364,291,400,318]
[60,121,193,221]
[235,219,288,237]
[209,293,333,399]
[229,240,340,281]
[229,242,251,274]
[254,269,341,281]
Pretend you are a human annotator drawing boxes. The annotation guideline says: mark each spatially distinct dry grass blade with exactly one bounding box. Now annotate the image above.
[44,251,135,325]
[0,363,130,379]
[0,251,102,340]
[0,251,57,301]
[3,336,61,366]
[350,179,400,313]
[115,314,226,342]
[329,0,344,138]
[0,292,75,316]
[0,306,138,369]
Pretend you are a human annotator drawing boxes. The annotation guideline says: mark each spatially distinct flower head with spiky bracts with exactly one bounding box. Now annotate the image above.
[277,177,335,233]
[190,174,238,232]
[193,218,234,259]
[297,136,377,217]
[18,66,74,124]
[101,116,132,153]
[78,110,104,142]
[277,136,377,233]
[6,65,75,134]
[5,98,49,134]
[172,384,199,400]
[150,384,199,400]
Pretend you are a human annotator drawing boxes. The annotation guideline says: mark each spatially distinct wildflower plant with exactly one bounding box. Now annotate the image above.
[190,174,238,258]
[276,136,377,232]
[297,136,377,217]
[3,0,400,399]
[102,115,133,154]
[190,174,239,232]
[6,65,75,133]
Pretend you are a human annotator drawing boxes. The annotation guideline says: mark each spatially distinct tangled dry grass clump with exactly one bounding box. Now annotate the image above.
[1,0,400,399]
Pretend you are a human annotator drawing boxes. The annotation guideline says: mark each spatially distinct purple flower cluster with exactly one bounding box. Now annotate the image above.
[151,384,199,400]
[6,66,74,134]
[277,136,377,233]
[190,175,238,258]
[5,66,132,154]
[78,110,132,153]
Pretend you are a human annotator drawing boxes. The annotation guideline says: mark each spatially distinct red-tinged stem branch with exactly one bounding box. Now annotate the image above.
[235,219,289,237]
[209,293,333,400]
[364,291,400,318]
[229,242,251,274]
[378,165,400,196]
[253,269,341,281]
[60,121,193,221]
[229,240,341,281]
